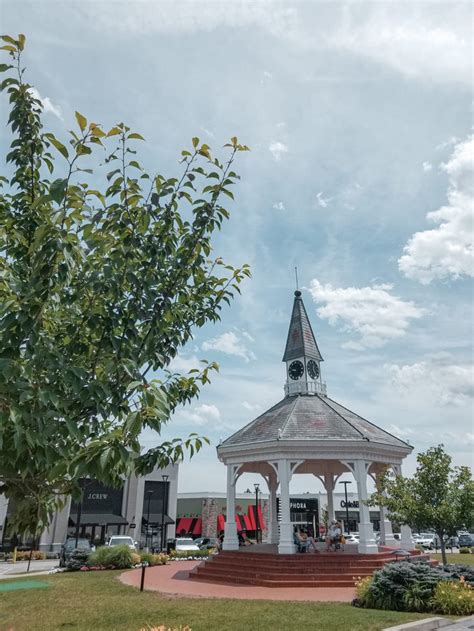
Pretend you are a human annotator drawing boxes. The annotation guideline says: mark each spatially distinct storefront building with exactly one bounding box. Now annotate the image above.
[0,464,179,552]
[176,490,383,541]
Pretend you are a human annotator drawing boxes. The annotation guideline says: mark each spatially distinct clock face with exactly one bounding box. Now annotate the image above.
[288,360,304,380]
[307,360,320,380]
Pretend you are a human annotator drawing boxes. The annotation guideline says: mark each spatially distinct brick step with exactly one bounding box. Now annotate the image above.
[216,554,395,564]
[188,573,356,588]
[202,564,385,576]
[206,559,393,573]
[193,567,370,581]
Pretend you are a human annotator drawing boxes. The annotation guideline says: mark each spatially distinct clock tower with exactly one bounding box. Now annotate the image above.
[282,290,326,396]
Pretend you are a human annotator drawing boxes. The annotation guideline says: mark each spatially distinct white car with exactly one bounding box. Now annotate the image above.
[107,535,137,550]
[344,534,359,543]
[414,533,436,549]
[175,537,200,552]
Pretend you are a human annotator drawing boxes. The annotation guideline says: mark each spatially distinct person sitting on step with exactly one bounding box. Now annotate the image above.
[294,528,310,553]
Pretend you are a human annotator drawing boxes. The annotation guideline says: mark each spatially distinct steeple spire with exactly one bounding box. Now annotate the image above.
[283,290,326,397]
[282,290,323,363]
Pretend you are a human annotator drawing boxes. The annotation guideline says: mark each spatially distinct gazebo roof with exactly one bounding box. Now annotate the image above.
[219,393,410,450]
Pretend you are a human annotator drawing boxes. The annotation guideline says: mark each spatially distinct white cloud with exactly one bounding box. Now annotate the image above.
[242,401,261,412]
[177,403,221,426]
[202,331,256,362]
[385,360,474,406]
[268,141,288,161]
[272,201,285,211]
[422,161,432,172]
[167,354,201,373]
[308,279,426,350]
[315,191,332,208]
[325,5,472,85]
[399,136,474,284]
[28,87,63,119]
[263,70,273,80]
[201,126,215,139]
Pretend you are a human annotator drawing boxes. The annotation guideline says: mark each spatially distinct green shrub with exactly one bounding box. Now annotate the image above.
[14,550,46,561]
[152,553,169,566]
[66,548,91,571]
[131,552,141,566]
[169,549,210,560]
[363,562,448,612]
[139,552,155,565]
[459,547,471,554]
[87,545,134,569]
[353,576,374,608]
[87,546,111,567]
[440,563,474,586]
[431,579,474,616]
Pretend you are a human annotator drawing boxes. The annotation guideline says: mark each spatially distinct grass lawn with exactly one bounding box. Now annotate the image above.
[429,553,474,566]
[0,570,432,631]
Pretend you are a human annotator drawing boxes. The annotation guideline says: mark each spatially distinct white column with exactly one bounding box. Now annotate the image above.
[354,460,378,554]
[324,474,336,522]
[278,459,295,554]
[223,465,239,551]
[266,475,279,545]
[394,465,414,551]
[401,524,415,551]
[380,504,399,548]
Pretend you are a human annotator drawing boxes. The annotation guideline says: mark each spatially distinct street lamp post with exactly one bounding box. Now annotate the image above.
[339,480,352,534]
[254,483,260,544]
[145,490,153,551]
[161,475,169,552]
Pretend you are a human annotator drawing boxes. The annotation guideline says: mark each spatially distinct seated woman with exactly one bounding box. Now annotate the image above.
[325,521,342,551]
[294,529,310,553]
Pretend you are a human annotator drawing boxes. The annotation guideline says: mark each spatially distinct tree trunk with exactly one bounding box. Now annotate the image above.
[438,533,447,565]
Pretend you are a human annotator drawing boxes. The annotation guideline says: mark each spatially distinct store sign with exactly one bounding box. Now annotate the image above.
[340,500,359,509]
[290,500,308,511]
[71,479,123,516]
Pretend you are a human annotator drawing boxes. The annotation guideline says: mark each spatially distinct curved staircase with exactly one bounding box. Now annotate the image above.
[189,550,427,588]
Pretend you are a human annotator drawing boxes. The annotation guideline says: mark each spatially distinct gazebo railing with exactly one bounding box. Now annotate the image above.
[285,381,327,397]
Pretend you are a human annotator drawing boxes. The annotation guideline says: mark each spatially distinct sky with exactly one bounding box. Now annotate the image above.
[2,0,473,495]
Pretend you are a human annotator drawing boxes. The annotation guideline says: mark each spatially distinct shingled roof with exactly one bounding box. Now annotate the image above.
[220,394,410,449]
[282,290,323,362]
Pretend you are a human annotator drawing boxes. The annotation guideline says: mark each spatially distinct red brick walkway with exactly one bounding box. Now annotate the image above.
[119,561,356,602]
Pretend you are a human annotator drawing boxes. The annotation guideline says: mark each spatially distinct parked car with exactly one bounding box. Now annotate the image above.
[175,537,200,552]
[59,538,94,567]
[344,534,359,544]
[414,533,436,549]
[107,535,137,550]
[194,537,218,550]
[458,533,474,548]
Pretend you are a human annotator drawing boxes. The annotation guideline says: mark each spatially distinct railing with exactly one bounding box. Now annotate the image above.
[284,380,327,397]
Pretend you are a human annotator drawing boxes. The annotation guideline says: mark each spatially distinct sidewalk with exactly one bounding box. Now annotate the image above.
[120,560,356,602]
[0,559,58,579]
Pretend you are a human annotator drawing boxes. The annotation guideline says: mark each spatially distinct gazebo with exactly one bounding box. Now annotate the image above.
[217,290,414,555]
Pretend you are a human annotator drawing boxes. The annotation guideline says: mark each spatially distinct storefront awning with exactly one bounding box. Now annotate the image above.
[192,518,202,536]
[69,513,128,526]
[142,514,175,526]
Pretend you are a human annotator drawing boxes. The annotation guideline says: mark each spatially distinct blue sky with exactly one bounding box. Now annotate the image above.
[3,1,473,494]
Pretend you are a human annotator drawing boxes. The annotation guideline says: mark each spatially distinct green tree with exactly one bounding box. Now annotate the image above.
[0,34,250,538]
[370,445,474,564]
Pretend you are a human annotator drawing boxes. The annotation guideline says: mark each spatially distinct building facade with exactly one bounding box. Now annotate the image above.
[0,464,179,553]
[176,490,385,540]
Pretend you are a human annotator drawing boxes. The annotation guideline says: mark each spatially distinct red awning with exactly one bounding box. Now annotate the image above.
[257,504,265,529]
[248,505,256,530]
[192,518,202,536]
[217,514,225,532]
[235,515,243,532]
[176,517,193,534]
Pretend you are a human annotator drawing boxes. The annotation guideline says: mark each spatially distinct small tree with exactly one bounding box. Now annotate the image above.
[0,35,250,538]
[370,445,474,564]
